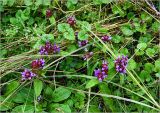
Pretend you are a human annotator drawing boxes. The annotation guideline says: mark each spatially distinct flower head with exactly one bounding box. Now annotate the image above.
[67,16,76,26]
[115,55,128,74]
[101,35,111,42]
[46,9,52,18]
[102,60,108,74]
[78,40,88,47]
[94,69,107,82]
[31,59,45,69]
[39,42,60,55]
[21,69,36,80]
[83,52,93,60]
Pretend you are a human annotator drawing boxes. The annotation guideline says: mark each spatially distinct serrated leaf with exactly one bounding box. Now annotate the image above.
[63,29,75,40]
[58,23,70,32]
[85,79,99,89]
[121,25,133,36]
[34,79,43,98]
[128,59,137,70]
[78,30,89,40]
[52,87,71,102]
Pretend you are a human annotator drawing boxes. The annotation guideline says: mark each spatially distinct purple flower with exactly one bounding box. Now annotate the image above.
[102,60,108,74]
[101,35,111,42]
[39,42,60,55]
[46,9,52,18]
[67,16,76,26]
[53,44,60,53]
[78,40,88,47]
[94,69,107,82]
[31,59,45,69]
[115,55,128,74]
[83,52,93,60]
[21,69,36,80]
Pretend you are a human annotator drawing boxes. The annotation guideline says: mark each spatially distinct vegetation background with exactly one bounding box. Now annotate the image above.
[0,0,160,112]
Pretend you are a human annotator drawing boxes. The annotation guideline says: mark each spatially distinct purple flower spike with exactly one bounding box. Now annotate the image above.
[53,44,60,53]
[102,60,108,75]
[78,40,88,47]
[94,69,107,82]
[115,55,128,74]
[32,59,45,69]
[39,42,60,55]
[101,35,111,42]
[46,9,52,18]
[21,69,36,80]
[67,16,76,26]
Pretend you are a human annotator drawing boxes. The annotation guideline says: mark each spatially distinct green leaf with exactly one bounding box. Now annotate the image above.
[112,4,125,17]
[78,30,89,40]
[63,29,75,40]
[77,21,91,32]
[52,87,71,102]
[0,96,14,111]
[146,48,155,57]
[41,34,54,43]
[58,23,70,32]
[151,21,160,32]
[154,59,160,72]
[85,79,99,89]
[112,35,121,43]
[144,63,154,73]
[12,105,34,113]
[49,16,56,25]
[8,0,15,6]
[99,83,117,111]
[128,59,137,70]
[34,79,43,98]
[140,70,150,82]
[24,0,33,6]
[141,12,152,22]
[5,80,20,96]
[121,25,133,36]
[137,43,147,50]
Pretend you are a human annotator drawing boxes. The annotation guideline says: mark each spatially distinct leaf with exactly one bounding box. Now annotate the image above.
[0,96,14,111]
[77,21,91,32]
[49,16,56,25]
[112,4,125,17]
[24,0,33,6]
[12,105,34,113]
[137,43,147,50]
[58,23,70,32]
[112,35,121,43]
[52,87,71,102]
[85,79,99,89]
[144,63,154,73]
[63,29,75,40]
[154,59,160,72]
[98,83,117,111]
[78,30,89,40]
[34,79,43,98]
[128,59,137,70]
[8,0,15,6]
[151,21,160,32]
[121,25,133,36]
[5,80,20,96]
[146,48,155,57]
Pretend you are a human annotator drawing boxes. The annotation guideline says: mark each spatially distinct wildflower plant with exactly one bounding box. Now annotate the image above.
[1,0,160,112]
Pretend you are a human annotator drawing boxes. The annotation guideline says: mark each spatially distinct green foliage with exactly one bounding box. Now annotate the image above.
[52,87,71,102]
[1,1,159,112]
[34,79,43,98]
